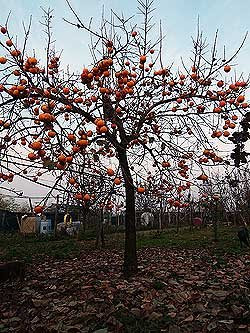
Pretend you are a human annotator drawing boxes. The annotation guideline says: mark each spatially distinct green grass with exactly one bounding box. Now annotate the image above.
[136,226,242,255]
[0,225,246,263]
[0,233,87,262]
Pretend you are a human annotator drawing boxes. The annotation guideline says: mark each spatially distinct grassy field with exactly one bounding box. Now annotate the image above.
[0,225,245,263]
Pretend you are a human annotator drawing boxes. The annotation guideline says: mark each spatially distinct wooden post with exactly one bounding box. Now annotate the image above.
[16,214,21,232]
[159,197,162,231]
[66,192,70,214]
[54,195,59,235]
[29,198,33,213]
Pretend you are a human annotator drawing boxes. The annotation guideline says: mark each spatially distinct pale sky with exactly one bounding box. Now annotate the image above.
[1,0,250,72]
[1,0,250,202]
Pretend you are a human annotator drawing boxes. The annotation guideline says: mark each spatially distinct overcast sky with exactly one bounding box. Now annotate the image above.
[1,0,250,202]
[1,0,250,72]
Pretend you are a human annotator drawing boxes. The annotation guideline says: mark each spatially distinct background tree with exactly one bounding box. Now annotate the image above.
[0,194,29,212]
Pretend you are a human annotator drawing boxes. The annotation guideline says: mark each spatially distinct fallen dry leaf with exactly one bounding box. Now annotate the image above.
[0,248,250,332]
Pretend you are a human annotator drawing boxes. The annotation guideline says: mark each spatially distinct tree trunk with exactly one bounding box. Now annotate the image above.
[101,221,105,248]
[76,207,87,240]
[189,203,193,231]
[213,201,218,242]
[167,207,171,228]
[158,198,162,231]
[54,195,59,236]
[81,208,88,235]
[95,208,105,248]
[176,207,180,233]
[118,148,138,277]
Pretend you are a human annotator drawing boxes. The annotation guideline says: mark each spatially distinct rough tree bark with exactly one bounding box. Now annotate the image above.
[213,200,218,242]
[118,147,138,277]
[95,208,105,248]
[176,206,180,233]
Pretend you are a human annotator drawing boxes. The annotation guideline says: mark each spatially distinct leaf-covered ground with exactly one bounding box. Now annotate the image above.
[1,247,250,333]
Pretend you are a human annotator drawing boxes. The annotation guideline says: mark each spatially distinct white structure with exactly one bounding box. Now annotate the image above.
[141,212,154,226]
[66,221,81,235]
[57,221,81,235]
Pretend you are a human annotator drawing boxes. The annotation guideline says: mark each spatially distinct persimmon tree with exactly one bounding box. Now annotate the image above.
[0,0,249,276]
[135,169,191,229]
[202,166,250,225]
